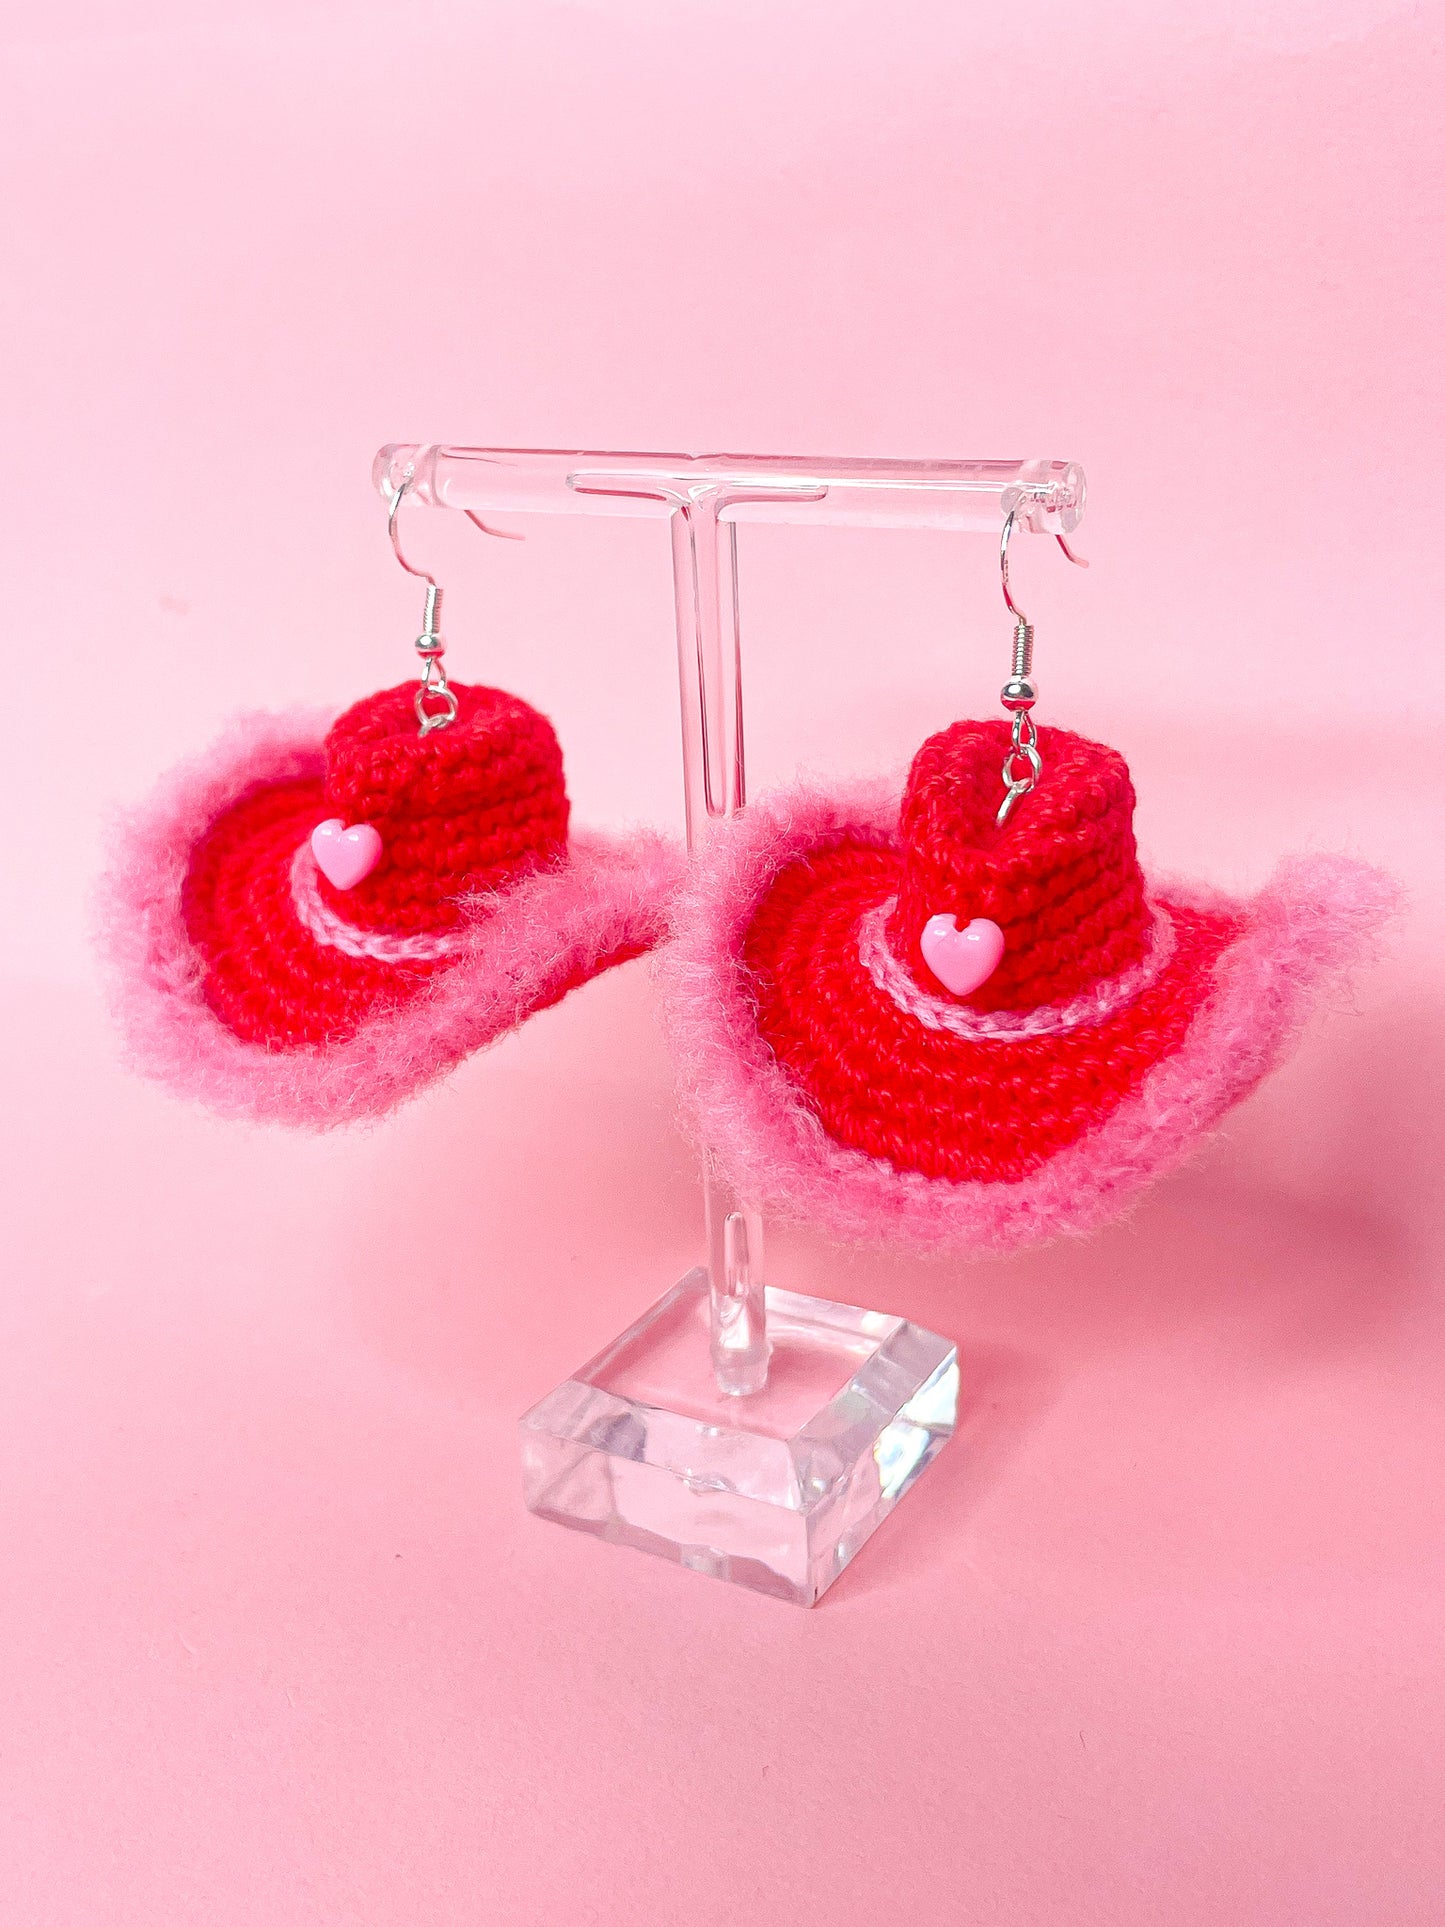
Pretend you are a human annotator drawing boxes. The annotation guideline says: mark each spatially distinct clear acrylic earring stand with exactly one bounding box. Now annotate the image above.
[373,445,1087,1605]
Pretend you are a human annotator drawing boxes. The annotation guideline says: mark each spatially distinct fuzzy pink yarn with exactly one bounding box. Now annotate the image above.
[96,708,682,1128]
[659,775,1399,1255]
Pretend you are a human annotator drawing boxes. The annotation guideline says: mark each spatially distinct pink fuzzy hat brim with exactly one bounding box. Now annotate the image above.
[96,708,683,1129]
[659,776,1400,1256]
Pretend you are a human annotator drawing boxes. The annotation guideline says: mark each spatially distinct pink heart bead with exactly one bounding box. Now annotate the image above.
[310,818,383,891]
[919,914,1006,998]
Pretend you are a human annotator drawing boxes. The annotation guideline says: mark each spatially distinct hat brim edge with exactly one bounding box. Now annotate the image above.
[660,774,1400,1256]
[95,708,682,1128]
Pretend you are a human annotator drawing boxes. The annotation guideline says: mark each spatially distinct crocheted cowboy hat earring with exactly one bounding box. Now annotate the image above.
[100,475,678,1127]
[662,512,1396,1256]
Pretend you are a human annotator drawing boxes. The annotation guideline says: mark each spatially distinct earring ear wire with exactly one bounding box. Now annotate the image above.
[385,468,525,737]
[994,508,1089,826]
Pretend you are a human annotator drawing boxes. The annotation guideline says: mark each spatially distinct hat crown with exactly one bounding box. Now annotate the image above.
[320,681,569,934]
[885,719,1150,1011]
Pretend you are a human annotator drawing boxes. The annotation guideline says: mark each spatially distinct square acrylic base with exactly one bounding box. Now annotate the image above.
[520,1270,958,1606]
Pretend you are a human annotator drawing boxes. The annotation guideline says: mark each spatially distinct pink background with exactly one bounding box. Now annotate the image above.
[3,2,1444,1921]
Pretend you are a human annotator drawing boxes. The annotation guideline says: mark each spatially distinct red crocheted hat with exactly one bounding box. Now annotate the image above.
[662,717,1394,1254]
[100,681,679,1126]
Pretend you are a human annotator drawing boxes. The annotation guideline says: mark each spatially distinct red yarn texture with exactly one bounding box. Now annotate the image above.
[887,719,1150,1009]
[742,720,1244,1184]
[320,682,569,935]
[182,681,603,1050]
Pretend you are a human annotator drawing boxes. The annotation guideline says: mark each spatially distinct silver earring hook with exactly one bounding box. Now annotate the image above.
[385,470,523,737]
[999,507,1089,624]
[994,508,1089,827]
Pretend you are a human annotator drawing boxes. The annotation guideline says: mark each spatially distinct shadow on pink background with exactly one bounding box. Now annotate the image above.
[2,2,1443,1922]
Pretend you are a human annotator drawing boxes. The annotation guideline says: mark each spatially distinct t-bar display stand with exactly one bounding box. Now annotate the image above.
[372,445,1087,1605]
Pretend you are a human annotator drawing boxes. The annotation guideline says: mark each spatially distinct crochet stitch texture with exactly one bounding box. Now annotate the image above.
[98,696,682,1127]
[182,682,572,1049]
[742,720,1238,1184]
[661,743,1395,1253]
[885,719,1150,1009]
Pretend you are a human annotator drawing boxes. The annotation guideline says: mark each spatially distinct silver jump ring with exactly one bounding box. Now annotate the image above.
[416,685,459,735]
[997,751,1041,825]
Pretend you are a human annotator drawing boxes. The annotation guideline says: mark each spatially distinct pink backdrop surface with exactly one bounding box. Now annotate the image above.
[3,2,1444,1921]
